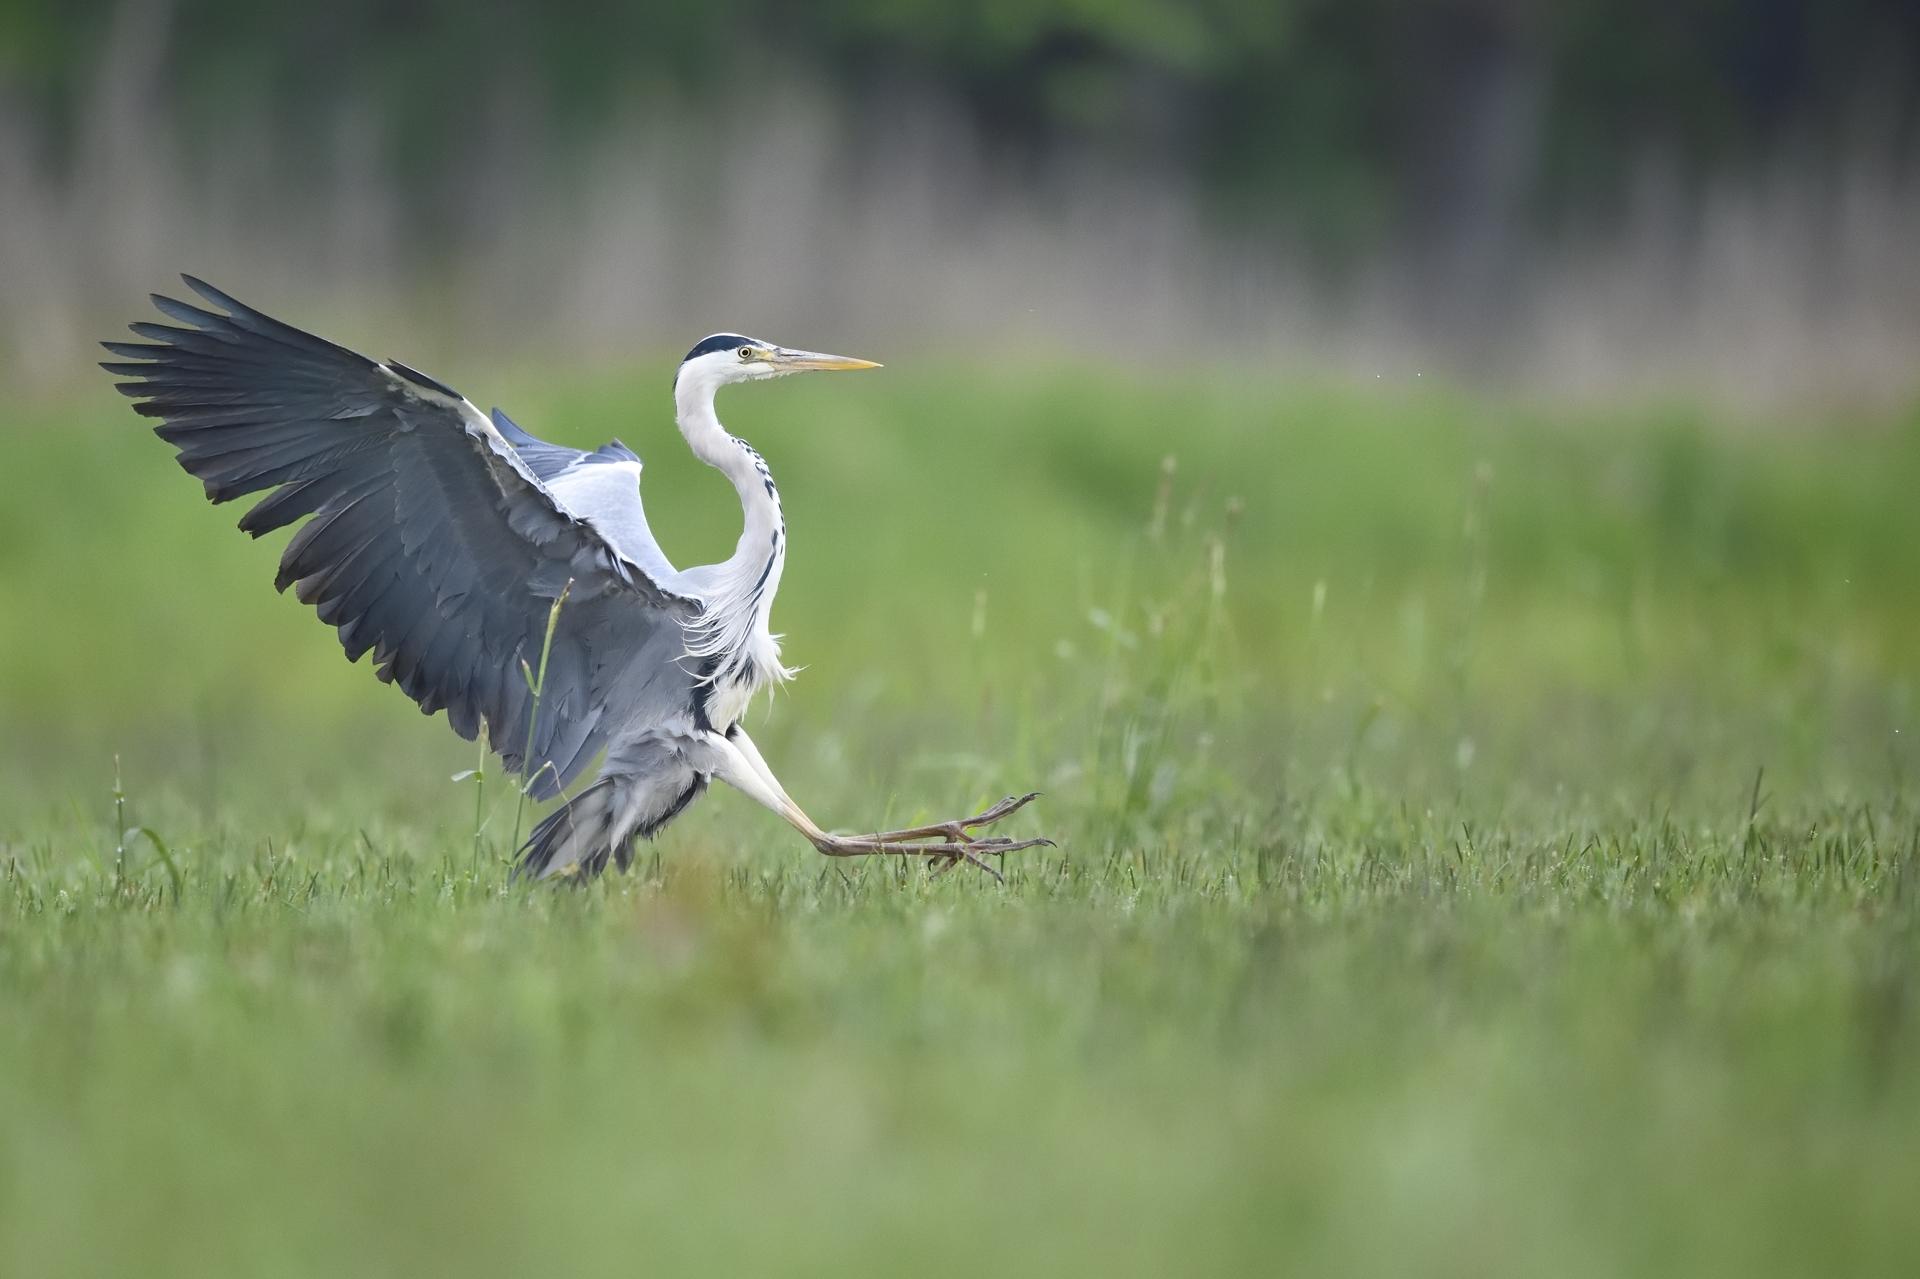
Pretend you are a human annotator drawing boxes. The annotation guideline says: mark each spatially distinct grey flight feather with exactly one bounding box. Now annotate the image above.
[106,275,702,800]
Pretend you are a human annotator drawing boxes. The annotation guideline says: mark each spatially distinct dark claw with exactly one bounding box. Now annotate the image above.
[928,850,1002,882]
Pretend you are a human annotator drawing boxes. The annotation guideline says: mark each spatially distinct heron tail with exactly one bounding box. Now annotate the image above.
[514,778,634,882]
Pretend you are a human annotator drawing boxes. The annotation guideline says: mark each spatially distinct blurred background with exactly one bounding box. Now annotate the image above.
[3,0,1919,407]
[6,5,1920,1276]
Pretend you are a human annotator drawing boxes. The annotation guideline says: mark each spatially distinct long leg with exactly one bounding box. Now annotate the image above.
[724,726,804,816]
[709,730,1050,880]
[729,728,1039,845]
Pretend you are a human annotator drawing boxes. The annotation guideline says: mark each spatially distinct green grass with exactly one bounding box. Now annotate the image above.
[3,367,1920,1276]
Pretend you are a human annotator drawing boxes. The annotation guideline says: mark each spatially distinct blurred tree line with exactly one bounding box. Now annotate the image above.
[1,0,1915,250]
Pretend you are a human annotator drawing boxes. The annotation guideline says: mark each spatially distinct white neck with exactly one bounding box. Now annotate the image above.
[674,366,784,567]
[672,364,791,682]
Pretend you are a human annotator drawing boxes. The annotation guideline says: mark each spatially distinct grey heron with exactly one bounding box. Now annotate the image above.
[104,277,1049,880]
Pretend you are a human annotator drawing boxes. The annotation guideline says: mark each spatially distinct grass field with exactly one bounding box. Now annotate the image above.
[3,363,1919,1276]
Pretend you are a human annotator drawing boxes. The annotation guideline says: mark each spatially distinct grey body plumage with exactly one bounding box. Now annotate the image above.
[107,278,1050,881]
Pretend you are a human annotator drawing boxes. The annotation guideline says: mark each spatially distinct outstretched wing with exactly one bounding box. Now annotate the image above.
[104,275,697,797]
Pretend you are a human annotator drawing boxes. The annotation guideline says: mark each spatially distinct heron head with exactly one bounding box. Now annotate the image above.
[678,333,881,388]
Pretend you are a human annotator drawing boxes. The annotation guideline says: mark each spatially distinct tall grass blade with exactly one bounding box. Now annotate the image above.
[511,579,573,856]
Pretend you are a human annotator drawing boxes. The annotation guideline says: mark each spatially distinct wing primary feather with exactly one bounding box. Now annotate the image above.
[110,280,691,795]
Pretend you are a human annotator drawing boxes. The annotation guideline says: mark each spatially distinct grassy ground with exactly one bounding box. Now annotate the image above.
[3,364,1919,1275]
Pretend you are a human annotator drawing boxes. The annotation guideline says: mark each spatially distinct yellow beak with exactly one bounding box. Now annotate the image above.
[769,348,882,372]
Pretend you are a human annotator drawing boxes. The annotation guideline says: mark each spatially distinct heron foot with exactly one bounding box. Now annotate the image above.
[858,791,1043,843]
[813,792,1053,882]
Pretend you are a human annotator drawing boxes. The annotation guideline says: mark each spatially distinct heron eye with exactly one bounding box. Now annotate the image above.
[739,347,759,362]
